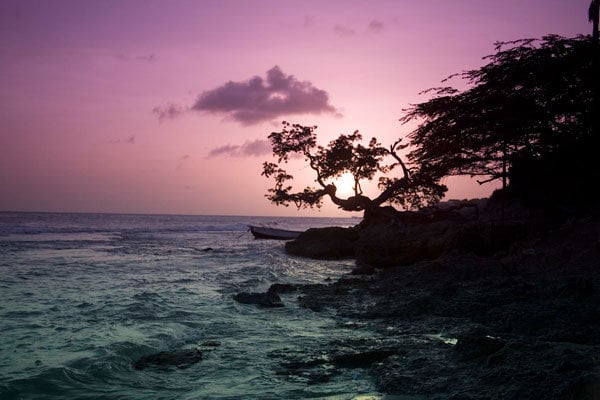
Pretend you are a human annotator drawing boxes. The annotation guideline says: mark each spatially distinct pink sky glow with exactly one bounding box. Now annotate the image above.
[0,0,590,216]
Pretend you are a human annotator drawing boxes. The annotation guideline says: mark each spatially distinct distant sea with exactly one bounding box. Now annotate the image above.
[0,212,388,399]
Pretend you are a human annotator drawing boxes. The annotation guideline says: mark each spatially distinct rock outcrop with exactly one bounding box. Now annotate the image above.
[290,210,600,399]
[285,226,358,259]
[233,291,284,308]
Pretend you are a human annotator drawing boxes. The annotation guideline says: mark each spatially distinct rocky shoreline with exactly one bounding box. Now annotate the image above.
[250,202,600,399]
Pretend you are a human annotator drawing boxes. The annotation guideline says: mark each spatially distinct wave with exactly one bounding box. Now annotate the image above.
[0,212,356,238]
[0,224,252,237]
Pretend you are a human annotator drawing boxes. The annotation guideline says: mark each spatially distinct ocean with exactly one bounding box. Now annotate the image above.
[0,212,388,399]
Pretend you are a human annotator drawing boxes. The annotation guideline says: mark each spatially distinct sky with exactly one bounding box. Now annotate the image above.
[0,0,591,217]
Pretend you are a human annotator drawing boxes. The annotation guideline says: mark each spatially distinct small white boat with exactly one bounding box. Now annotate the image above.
[248,225,302,240]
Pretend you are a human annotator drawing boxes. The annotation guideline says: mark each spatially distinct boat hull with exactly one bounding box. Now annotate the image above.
[248,225,302,240]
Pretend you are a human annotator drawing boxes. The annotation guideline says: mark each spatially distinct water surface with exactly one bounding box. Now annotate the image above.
[0,212,392,399]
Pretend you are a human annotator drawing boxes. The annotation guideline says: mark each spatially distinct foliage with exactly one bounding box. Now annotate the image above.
[262,33,598,214]
[401,35,598,192]
[262,122,446,212]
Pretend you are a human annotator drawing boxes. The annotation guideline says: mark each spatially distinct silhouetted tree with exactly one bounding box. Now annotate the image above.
[402,35,597,202]
[262,122,446,213]
[590,0,600,41]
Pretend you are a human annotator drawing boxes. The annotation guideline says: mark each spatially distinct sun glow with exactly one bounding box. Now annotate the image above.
[334,172,356,197]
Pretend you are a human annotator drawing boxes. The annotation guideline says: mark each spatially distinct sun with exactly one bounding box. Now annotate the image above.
[334,172,356,197]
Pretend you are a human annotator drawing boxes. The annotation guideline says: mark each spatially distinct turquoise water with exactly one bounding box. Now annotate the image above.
[0,212,389,399]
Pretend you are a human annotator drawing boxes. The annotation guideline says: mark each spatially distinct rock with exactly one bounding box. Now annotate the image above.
[200,341,221,347]
[376,373,421,396]
[280,208,600,398]
[351,264,376,275]
[355,221,449,267]
[331,349,396,368]
[267,283,298,294]
[486,348,507,365]
[522,248,536,256]
[556,354,594,372]
[556,278,595,299]
[454,329,506,361]
[355,217,528,268]
[297,295,325,312]
[307,371,333,384]
[562,373,600,400]
[233,292,284,308]
[285,227,358,259]
[281,357,328,370]
[134,349,203,370]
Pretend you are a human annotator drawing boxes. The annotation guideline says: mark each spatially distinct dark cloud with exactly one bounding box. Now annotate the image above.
[176,154,190,170]
[109,134,136,144]
[191,66,340,125]
[334,25,355,36]
[367,20,384,34]
[152,103,185,122]
[206,139,271,158]
[207,144,238,158]
[116,53,156,62]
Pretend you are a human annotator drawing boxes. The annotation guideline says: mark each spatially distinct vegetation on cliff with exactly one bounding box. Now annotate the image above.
[262,34,599,217]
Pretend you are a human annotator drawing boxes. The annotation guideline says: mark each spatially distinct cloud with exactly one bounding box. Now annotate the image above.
[191,66,340,125]
[109,134,136,144]
[116,53,156,62]
[152,103,185,122]
[367,20,384,34]
[176,154,190,170]
[303,15,316,28]
[207,144,238,158]
[206,139,272,158]
[333,25,355,36]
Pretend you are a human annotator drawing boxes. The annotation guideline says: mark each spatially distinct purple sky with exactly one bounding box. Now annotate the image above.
[0,0,590,216]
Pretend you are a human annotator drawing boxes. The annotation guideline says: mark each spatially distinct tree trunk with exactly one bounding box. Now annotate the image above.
[502,141,507,190]
[591,0,599,41]
[324,185,373,212]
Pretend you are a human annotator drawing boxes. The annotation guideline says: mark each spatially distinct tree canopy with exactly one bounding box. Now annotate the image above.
[262,34,598,214]
[402,35,598,200]
[261,122,446,213]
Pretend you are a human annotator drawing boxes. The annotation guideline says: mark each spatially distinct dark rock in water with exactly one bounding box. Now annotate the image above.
[134,349,203,370]
[267,283,298,294]
[297,295,325,312]
[233,291,284,308]
[307,370,333,384]
[351,264,376,275]
[281,357,328,371]
[200,340,221,347]
[556,278,595,299]
[285,227,358,259]
[454,329,506,360]
[331,348,396,368]
[562,373,600,400]
[202,247,213,252]
[556,353,595,372]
